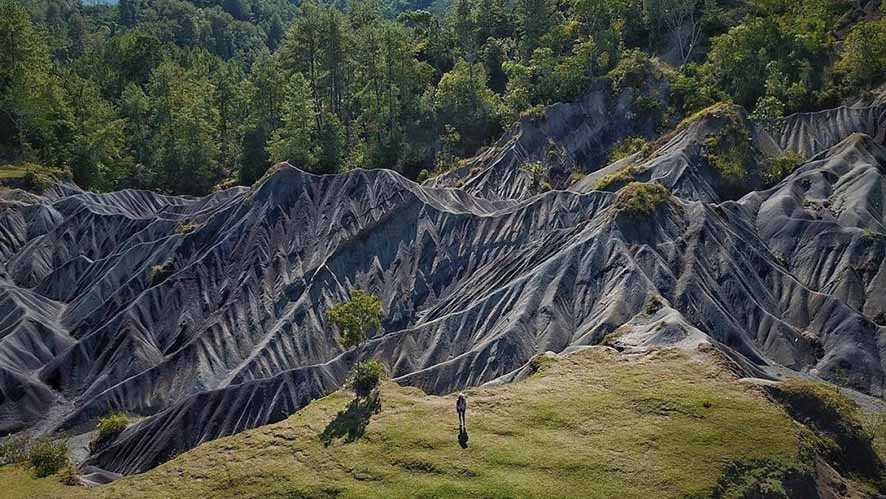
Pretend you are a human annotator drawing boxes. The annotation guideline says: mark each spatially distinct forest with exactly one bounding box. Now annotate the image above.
[1,0,884,195]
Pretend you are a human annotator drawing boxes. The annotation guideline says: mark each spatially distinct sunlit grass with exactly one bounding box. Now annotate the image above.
[1,348,807,499]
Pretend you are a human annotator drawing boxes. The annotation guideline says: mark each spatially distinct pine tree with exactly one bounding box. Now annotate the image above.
[267,73,317,168]
[0,0,60,157]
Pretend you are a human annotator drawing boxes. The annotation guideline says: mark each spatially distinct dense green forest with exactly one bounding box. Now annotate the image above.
[1,0,884,195]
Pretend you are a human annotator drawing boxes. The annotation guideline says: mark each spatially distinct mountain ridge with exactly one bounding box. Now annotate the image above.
[0,96,884,477]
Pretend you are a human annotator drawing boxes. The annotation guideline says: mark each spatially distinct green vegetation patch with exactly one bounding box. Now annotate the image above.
[149,260,176,286]
[526,353,558,376]
[772,379,884,488]
[593,165,640,192]
[175,221,201,235]
[27,440,68,479]
[2,347,811,499]
[710,458,815,499]
[608,137,649,164]
[350,360,386,399]
[696,105,756,188]
[612,182,671,216]
[519,161,551,193]
[762,151,805,188]
[0,163,70,192]
[93,412,130,451]
[0,435,30,467]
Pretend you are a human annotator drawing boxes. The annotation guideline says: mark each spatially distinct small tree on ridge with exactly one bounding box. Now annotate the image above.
[327,288,383,349]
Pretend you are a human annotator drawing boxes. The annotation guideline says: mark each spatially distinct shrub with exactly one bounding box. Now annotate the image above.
[762,151,804,187]
[569,170,585,184]
[175,221,200,234]
[351,359,385,398]
[711,458,815,499]
[706,144,750,183]
[645,295,664,314]
[0,434,31,465]
[149,260,175,286]
[671,63,720,115]
[527,354,557,375]
[608,137,648,164]
[520,161,550,193]
[28,439,68,478]
[57,463,81,486]
[417,169,430,182]
[701,109,755,188]
[612,182,671,216]
[593,165,640,191]
[519,104,545,122]
[608,49,655,93]
[96,412,129,443]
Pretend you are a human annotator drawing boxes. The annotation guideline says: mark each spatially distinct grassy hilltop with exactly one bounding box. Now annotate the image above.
[2,347,849,499]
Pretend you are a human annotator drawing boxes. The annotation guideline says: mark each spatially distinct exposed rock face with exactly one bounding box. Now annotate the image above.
[0,96,884,476]
[427,81,668,201]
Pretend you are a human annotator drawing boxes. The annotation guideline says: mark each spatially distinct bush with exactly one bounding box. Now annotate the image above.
[520,161,550,193]
[0,434,31,465]
[593,165,640,191]
[57,463,81,486]
[96,412,129,443]
[569,170,585,184]
[762,151,804,187]
[351,359,385,398]
[701,109,755,188]
[612,182,671,216]
[149,260,175,286]
[519,104,546,122]
[711,458,815,499]
[28,439,68,478]
[608,49,655,93]
[175,221,200,234]
[527,354,557,375]
[608,137,648,164]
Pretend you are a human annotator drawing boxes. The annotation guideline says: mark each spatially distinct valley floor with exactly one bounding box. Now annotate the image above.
[2,347,842,498]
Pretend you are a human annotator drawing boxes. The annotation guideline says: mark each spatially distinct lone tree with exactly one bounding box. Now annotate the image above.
[327,288,383,349]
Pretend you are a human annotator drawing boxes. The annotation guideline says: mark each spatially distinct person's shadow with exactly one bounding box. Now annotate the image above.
[458,427,469,449]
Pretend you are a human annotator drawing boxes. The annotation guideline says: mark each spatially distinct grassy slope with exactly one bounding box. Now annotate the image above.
[1,348,806,499]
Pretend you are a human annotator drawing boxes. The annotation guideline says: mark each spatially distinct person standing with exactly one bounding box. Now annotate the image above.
[456,392,467,429]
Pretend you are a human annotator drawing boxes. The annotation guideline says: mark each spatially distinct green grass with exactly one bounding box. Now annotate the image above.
[772,379,884,489]
[0,163,70,191]
[0,165,31,180]
[0,347,811,499]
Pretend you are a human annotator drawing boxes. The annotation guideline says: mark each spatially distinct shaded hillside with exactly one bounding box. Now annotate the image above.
[7,347,881,498]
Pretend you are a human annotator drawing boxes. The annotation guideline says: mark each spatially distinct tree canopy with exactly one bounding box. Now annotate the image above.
[328,289,384,349]
[1,0,883,195]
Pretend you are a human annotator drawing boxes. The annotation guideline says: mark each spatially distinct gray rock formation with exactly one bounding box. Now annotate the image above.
[0,96,884,477]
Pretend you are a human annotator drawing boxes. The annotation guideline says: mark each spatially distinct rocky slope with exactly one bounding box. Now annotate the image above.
[0,95,884,479]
